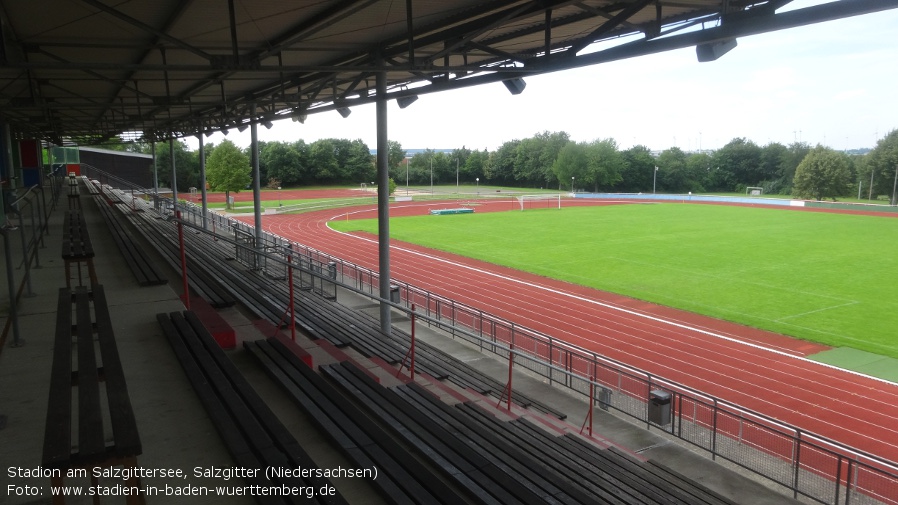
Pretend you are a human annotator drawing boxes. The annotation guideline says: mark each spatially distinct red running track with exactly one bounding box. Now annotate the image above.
[240,198,898,467]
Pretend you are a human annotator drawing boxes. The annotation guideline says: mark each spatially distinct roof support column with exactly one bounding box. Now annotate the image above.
[376,58,391,335]
[151,142,158,208]
[198,134,208,229]
[251,103,263,250]
[169,138,178,212]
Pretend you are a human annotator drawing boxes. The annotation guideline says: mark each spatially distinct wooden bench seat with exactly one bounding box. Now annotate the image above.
[157,311,345,505]
[44,285,142,504]
[469,404,738,505]
[325,362,576,505]
[127,214,234,307]
[245,338,468,505]
[61,209,97,289]
[94,197,167,286]
[67,176,81,209]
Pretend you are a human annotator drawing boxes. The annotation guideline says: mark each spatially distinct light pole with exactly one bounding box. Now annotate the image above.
[653,166,658,194]
[456,157,459,196]
[869,169,875,200]
[476,177,479,194]
[277,186,282,206]
[892,164,898,206]
[430,155,433,195]
[405,157,409,195]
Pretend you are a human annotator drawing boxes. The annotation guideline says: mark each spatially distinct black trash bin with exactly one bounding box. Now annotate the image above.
[389,285,400,304]
[648,390,671,426]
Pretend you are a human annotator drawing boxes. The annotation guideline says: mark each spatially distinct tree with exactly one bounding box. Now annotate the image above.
[865,129,898,203]
[758,142,790,194]
[205,139,251,209]
[616,145,655,193]
[583,138,623,192]
[309,139,339,182]
[152,140,199,192]
[792,146,852,201]
[260,141,306,186]
[656,147,688,193]
[461,149,489,183]
[387,140,407,180]
[712,138,763,190]
[487,140,520,184]
[684,152,711,193]
[550,142,589,191]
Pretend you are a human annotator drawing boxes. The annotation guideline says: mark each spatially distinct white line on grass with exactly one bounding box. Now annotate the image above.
[776,301,861,322]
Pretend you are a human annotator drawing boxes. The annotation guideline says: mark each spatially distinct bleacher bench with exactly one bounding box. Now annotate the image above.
[67,175,80,209]
[61,209,97,289]
[44,285,142,505]
[157,311,346,505]
[94,198,167,286]
[245,337,471,505]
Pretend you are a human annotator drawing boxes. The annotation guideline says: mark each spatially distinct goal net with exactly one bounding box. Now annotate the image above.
[746,186,763,196]
[517,193,562,211]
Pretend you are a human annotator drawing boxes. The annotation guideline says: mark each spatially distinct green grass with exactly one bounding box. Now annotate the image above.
[331,204,898,358]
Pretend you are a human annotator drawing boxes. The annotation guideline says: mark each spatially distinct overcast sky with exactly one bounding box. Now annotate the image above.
[189,1,898,154]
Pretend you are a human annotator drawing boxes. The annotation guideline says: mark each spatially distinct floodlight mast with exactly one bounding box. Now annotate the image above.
[892,164,898,206]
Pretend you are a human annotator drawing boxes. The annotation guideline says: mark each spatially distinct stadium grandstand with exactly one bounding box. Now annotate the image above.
[2,2,897,505]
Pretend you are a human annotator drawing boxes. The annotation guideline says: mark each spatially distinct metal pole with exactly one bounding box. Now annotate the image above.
[891,164,898,206]
[581,376,594,437]
[375,59,392,334]
[869,169,874,200]
[152,142,159,208]
[287,245,295,341]
[28,201,40,268]
[589,375,596,436]
[251,104,263,254]
[169,138,178,213]
[38,185,49,239]
[505,344,514,412]
[177,211,190,310]
[199,134,208,229]
[17,215,33,297]
[2,227,22,346]
[410,304,416,379]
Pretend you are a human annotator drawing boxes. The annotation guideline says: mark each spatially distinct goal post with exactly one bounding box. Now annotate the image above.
[517,193,562,211]
[746,186,763,196]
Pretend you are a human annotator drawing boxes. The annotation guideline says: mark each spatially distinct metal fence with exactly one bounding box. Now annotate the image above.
[2,180,58,348]
[81,166,898,505]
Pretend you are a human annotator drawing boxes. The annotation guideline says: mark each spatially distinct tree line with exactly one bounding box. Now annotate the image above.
[97,128,898,202]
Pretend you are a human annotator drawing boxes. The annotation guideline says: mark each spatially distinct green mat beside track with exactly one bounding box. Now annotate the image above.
[808,348,898,383]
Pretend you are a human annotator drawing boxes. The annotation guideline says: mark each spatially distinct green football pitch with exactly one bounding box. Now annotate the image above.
[331,203,898,361]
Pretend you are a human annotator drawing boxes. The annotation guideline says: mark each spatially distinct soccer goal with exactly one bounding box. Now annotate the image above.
[517,193,562,211]
[746,186,763,196]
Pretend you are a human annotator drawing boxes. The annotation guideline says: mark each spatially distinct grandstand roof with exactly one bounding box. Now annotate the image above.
[1,0,895,145]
